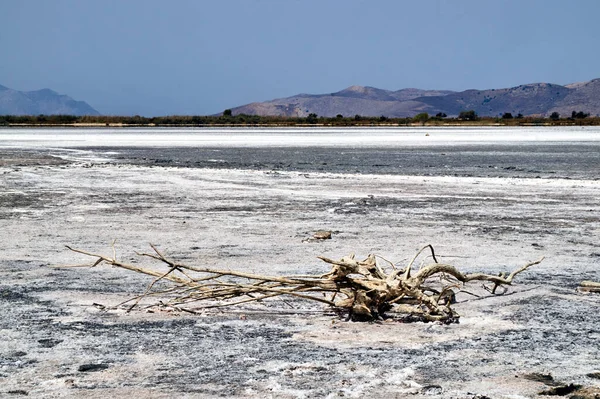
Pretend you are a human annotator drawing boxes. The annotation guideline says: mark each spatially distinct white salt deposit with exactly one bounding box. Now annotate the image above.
[1,126,599,149]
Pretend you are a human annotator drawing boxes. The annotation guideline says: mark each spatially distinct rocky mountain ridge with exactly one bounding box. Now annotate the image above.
[0,85,99,116]
[230,79,600,118]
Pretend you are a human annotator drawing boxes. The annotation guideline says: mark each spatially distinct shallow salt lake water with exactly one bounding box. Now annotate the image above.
[1,126,598,179]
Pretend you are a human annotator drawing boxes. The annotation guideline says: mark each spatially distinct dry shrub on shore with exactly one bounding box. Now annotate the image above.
[63,244,543,323]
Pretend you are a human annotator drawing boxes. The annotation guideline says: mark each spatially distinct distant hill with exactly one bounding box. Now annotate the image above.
[0,85,99,116]
[229,79,600,118]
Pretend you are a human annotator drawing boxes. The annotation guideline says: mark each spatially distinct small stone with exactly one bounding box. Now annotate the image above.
[421,384,443,395]
[78,363,109,372]
[313,230,332,240]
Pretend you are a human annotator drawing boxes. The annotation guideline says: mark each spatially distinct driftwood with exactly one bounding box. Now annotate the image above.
[63,244,543,322]
[578,281,600,293]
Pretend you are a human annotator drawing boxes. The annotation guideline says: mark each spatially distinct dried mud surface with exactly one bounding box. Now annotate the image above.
[1,141,600,398]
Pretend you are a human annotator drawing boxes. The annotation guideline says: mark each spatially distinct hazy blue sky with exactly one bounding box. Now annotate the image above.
[1,0,599,116]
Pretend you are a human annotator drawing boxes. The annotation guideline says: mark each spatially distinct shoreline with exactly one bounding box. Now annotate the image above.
[1,121,598,128]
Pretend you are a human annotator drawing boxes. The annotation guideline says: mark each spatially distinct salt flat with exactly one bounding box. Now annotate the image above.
[2,126,600,148]
[0,127,599,398]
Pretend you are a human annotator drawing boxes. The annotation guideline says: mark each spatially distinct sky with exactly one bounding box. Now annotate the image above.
[1,0,599,116]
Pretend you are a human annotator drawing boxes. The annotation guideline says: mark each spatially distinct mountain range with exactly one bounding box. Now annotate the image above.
[2,79,599,118]
[229,79,600,118]
[0,84,99,116]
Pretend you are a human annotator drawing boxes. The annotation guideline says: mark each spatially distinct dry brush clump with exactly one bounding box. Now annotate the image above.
[63,244,543,323]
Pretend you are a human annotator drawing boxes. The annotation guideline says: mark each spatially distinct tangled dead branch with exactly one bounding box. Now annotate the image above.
[63,244,543,323]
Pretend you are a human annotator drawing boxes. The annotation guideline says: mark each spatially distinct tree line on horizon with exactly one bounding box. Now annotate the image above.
[0,109,597,126]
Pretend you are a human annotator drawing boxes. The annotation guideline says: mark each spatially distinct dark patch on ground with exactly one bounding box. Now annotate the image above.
[0,190,68,220]
[0,150,71,167]
[539,383,582,396]
[5,390,29,396]
[76,144,600,180]
[37,338,63,348]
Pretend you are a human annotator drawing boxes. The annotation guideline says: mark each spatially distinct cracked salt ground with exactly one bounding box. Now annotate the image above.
[1,127,600,397]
